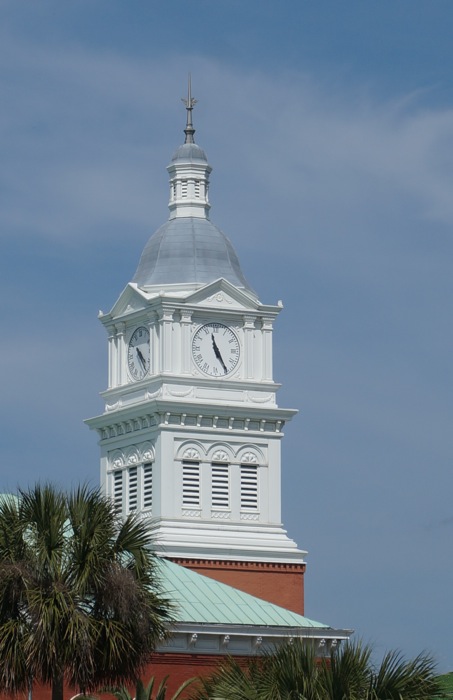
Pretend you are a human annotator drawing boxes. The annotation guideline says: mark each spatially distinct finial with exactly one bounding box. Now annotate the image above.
[181,73,197,144]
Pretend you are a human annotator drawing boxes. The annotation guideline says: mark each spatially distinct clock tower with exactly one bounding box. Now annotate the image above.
[86,84,307,614]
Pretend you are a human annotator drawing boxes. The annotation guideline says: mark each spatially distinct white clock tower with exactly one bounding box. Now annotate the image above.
[87,84,307,613]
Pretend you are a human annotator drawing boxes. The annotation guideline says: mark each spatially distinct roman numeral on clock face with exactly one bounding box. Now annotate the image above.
[192,322,240,377]
[127,326,151,381]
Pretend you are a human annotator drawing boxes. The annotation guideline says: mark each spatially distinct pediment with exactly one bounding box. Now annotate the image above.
[185,278,260,311]
[101,283,150,322]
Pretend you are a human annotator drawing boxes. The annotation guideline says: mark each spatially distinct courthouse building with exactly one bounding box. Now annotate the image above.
[0,86,351,700]
[85,86,351,691]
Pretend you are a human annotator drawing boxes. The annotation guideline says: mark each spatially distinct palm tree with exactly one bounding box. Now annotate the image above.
[100,673,195,700]
[366,648,442,700]
[0,484,172,700]
[193,639,442,700]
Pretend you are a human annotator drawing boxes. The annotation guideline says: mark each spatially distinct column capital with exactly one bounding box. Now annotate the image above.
[261,317,274,330]
[243,314,256,328]
[180,309,194,323]
[158,308,175,322]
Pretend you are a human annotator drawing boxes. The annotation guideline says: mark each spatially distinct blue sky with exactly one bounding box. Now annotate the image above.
[1,0,452,673]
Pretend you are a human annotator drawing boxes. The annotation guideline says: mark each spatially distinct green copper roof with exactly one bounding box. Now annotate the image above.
[158,558,329,629]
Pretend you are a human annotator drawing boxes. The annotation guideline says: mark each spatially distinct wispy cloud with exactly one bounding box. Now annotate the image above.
[0,11,452,672]
[2,36,453,253]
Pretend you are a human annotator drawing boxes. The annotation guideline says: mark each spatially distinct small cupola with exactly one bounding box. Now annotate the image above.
[167,76,212,220]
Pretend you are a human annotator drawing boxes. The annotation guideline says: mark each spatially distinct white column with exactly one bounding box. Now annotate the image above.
[160,308,174,374]
[261,317,274,381]
[147,312,158,376]
[116,322,126,385]
[243,315,256,380]
[107,325,116,388]
[180,310,193,374]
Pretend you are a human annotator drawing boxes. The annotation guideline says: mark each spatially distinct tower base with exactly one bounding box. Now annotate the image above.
[170,557,306,614]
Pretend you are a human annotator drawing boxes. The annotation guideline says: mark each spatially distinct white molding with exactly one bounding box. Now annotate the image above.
[156,623,352,657]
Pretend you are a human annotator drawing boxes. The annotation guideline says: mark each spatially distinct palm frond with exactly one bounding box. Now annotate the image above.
[323,639,372,700]
[191,639,441,700]
[370,649,441,700]
[0,484,172,697]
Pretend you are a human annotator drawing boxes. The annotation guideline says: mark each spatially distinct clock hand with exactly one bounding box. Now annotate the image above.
[211,334,228,374]
[136,347,147,371]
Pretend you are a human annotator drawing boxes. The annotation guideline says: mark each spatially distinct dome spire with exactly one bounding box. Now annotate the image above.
[181,74,197,144]
[131,85,255,296]
[168,78,211,220]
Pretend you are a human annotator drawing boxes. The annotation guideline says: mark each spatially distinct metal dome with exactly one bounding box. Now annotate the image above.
[132,216,254,293]
[171,142,208,163]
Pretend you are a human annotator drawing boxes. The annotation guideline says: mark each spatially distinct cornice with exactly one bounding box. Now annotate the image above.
[85,400,297,439]
[156,622,353,657]
[171,558,306,572]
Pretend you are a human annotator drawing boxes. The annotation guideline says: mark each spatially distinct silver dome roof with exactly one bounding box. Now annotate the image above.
[132,216,254,293]
[171,143,208,163]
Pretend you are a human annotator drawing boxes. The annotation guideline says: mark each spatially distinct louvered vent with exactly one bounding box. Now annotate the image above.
[240,465,258,510]
[128,466,137,512]
[143,463,152,510]
[182,462,200,507]
[211,463,229,509]
[113,470,123,511]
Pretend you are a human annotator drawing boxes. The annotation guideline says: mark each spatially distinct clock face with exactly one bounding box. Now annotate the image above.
[127,326,150,381]
[192,322,240,377]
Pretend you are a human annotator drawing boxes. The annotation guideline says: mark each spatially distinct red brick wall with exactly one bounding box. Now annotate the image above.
[171,558,306,615]
[6,653,249,700]
[5,561,306,700]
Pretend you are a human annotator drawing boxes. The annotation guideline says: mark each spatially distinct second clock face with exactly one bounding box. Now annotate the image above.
[192,322,240,377]
[128,326,150,381]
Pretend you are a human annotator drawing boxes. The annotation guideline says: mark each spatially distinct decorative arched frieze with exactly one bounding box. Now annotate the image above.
[109,443,155,470]
[109,450,124,469]
[212,450,229,462]
[140,442,155,462]
[235,445,265,464]
[183,448,201,461]
[241,452,258,463]
[176,440,206,461]
[125,447,140,465]
[208,442,233,463]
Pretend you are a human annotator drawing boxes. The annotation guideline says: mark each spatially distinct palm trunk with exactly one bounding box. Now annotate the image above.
[52,672,64,700]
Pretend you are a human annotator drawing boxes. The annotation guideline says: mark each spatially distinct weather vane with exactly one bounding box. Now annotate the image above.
[182,73,197,144]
